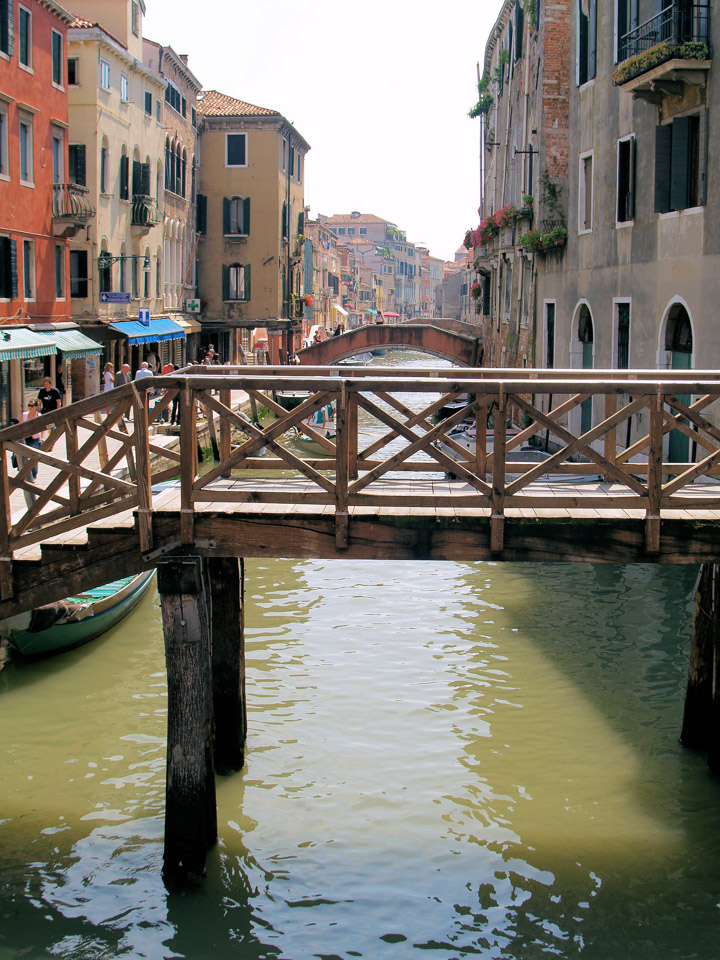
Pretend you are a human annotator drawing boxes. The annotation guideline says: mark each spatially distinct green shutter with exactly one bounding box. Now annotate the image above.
[243,197,251,235]
[197,194,207,234]
[223,197,230,235]
[655,123,672,213]
[120,155,129,200]
[670,116,691,211]
[222,264,229,301]
[7,0,13,56]
[9,238,17,299]
[244,264,251,301]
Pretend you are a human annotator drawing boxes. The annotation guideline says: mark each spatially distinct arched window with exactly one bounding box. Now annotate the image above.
[224,196,250,235]
[99,239,112,293]
[181,147,187,198]
[119,144,129,199]
[165,136,171,193]
[143,245,151,298]
[577,305,594,432]
[665,304,693,355]
[119,242,127,292]
[100,136,109,194]
[223,262,250,301]
[156,247,162,299]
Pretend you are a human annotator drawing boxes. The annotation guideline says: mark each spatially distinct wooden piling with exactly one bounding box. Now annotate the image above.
[681,564,715,750]
[208,556,247,774]
[158,556,216,888]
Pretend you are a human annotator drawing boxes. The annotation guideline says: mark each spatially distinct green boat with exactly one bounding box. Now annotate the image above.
[2,570,156,659]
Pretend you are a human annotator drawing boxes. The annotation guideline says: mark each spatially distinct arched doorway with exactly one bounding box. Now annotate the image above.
[578,305,594,433]
[665,303,693,463]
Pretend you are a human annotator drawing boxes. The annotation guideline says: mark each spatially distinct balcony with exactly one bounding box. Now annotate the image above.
[614,2,711,104]
[52,183,96,237]
[131,195,162,233]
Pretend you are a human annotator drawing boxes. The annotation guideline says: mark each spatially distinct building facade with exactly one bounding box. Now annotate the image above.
[196,90,309,363]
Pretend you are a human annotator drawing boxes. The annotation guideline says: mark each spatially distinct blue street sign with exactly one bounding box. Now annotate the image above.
[138,308,151,326]
[100,291,131,304]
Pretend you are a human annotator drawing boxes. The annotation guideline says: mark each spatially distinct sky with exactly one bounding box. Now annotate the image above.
[141,0,503,263]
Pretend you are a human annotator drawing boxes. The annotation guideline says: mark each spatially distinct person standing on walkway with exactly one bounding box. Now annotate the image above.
[116,363,132,386]
[21,399,41,481]
[103,362,114,393]
[37,377,61,415]
[135,361,153,381]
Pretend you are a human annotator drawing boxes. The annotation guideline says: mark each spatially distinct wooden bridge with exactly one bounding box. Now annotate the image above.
[3,365,720,886]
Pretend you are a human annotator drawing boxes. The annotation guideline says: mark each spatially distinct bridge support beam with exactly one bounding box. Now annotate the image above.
[208,556,247,774]
[158,556,217,888]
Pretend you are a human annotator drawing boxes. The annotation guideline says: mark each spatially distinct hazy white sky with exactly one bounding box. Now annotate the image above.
[142,0,502,263]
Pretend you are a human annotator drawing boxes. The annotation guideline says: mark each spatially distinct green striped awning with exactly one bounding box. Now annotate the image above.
[0,328,58,362]
[37,329,103,358]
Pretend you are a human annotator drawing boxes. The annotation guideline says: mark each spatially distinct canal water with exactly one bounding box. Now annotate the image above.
[0,355,716,959]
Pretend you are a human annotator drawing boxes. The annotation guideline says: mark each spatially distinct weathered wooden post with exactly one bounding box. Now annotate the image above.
[158,556,216,888]
[491,392,506,555]
[207,556,247,774]
[681,564,714,750]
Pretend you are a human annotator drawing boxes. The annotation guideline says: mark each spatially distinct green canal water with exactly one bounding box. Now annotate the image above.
[0,355,717,958]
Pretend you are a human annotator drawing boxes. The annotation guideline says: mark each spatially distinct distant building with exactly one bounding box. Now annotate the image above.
[196,90,310,363]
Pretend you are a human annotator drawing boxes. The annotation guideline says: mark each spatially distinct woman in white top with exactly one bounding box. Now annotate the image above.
[103,362,114,392]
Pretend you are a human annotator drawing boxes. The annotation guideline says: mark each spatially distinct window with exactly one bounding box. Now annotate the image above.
[131,1,139,36]
[70,250,88,298]
[119,148,129,200]
[99,249,112,293]
[577,0,597,85]
[156,99,162,122]
[131,255,138,299]
[281,201,289,240]
[655,113,706,213]
[52,129,64,183]
[191,106,197,128]
[52,30,63,87]
[359,227,367,235]
[337,228,345,235]
[165,81,186,116]
[100,58,110,91]
[19,113,33,184]
[18,5,31,69]
[0,0,12,56]
[100,139,109,193]
[224,196,250,236]
[579,151,593,232]
[347,228,355,235]
[226,133,247,167]
[145,91,152,115]
[0,236,18,299]
[289,144,295,177]
[0,102,8,179]
[67,57,78,85]
[121,74,128,102]
[132,158,150,198]
[616,301,630,368]
[22,240,34,300]
[143,248,150,298]
[297,153,301,184]
[119,246,127,292]
[223,263,250,301]
[55,243,65,298]
[617,135,635,223]
[545,303,555,367]
[282,138,287,172]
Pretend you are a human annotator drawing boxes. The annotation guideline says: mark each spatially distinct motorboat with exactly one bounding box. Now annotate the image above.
[1,570,156,659]
[337,353,373,367]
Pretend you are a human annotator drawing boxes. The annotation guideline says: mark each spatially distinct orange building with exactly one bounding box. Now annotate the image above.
[0,0,98,419]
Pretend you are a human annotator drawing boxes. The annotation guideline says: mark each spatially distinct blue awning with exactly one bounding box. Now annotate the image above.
[108,317,186,345]
[0,327,58,362]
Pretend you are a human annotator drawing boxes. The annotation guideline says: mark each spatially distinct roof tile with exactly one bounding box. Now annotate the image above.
[197,90,279,118]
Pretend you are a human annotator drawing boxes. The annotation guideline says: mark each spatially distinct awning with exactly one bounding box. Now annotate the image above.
[37,329,103,358]
[365,309,378,315]
[173,317,202,335]
[331,303,348,317]
[383,311,400,318]
[0,327,57,362]
[108,317,186,345]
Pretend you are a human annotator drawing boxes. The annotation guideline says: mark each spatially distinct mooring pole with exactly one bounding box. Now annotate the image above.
[208,556,247,774]
[681,564,715,750]
[158,556,217,888]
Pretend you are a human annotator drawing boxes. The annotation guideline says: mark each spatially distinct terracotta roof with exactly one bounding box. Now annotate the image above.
[197,90,280,118]
[69,15,96,28]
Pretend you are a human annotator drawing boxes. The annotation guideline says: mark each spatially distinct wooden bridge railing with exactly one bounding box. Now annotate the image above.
[2,367,720,594]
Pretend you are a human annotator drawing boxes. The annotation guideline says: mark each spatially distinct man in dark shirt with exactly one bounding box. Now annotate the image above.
[37,377,61,415]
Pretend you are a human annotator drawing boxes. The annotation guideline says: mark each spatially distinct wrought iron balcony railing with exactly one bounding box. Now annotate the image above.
[619,1,710,62]
[131,195,162,229]
[52,182,95,221]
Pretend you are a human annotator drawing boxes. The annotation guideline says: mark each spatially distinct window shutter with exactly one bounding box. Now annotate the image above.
[222,264,229,301]
[7,0,13,56]
[197,194,207,234]
[243,197,251,235]
[617,0,627,59]
[578,0,588,84]
[670,115,690,211]
[120,155,129,200]
[627,136,636,219]
[244,263,251,301]
[132,159,141,197]
[297,210,304,235]
[141,162,150,196]
[698,109,708,205]
[654,123,672,213]
[515,2,524,60]
[223,197,230,235]
[9,238,17,298]
[589,0,597,79]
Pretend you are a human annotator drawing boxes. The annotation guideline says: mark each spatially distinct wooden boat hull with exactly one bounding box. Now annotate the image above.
[4,570,156,659]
